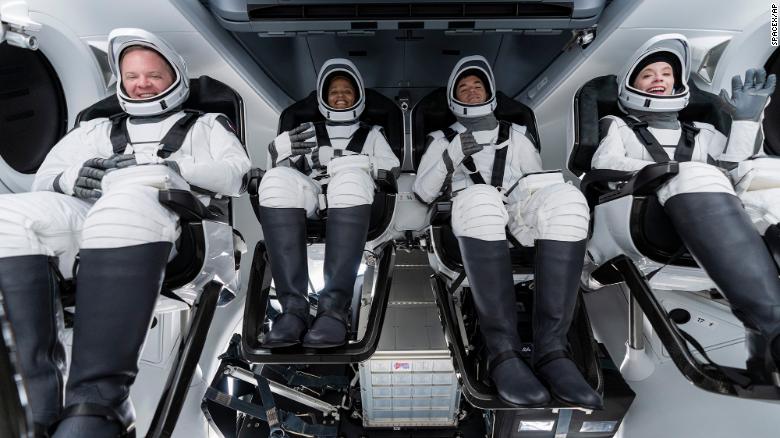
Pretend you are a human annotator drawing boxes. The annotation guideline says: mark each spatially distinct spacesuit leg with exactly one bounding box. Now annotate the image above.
[509,183,602,409]
[452,184,550,406]
[303,167,374,348]
[739,188,780,275]
[660,162,780,382]
[54,184,178,438]
[257,167,321,348]
[0,192,90,430]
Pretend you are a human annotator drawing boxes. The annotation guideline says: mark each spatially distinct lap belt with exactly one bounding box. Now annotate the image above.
[622,117,700,163]
[109,110,205,158]
[204,373,339,437]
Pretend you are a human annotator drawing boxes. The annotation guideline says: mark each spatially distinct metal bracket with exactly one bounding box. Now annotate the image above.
[225,365,341,421]
[0,1,41,50]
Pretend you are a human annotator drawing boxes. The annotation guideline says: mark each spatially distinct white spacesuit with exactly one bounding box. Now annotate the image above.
[413,56,601,409]
[591,34,780,383]
[0,28,250,437]
[257,58,399,349]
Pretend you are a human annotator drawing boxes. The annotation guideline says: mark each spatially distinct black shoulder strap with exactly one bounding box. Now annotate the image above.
[313,121,331,147]
[442,127,459,142]
[622,117,670,163]
[490,146,509,188]
[157,110,203,158]
[488,121,512,188]
[673,122,700,162]
[109,114,131,154]
[497,120,511,145]
[346,123,371,154]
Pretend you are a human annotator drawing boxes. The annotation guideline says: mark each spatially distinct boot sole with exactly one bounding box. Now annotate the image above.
[301,340,347,349]
[261,339,302,349]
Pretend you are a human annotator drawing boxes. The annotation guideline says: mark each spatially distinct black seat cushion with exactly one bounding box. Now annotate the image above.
[411,88,539,170]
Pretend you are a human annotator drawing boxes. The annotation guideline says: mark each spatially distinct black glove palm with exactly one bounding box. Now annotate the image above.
[720,68,777,121]
[459,132,487,157]
[288,122,316,156]
[73,158,112,200]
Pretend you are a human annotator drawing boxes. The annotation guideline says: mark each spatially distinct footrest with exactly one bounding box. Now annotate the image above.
[241,242,395,364]
[600,255,780,400]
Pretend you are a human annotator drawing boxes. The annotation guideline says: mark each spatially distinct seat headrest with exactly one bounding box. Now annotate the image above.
[569,74,732,176]
[75,76,245,144]
[278,89,403,162]
[411,87,539,171]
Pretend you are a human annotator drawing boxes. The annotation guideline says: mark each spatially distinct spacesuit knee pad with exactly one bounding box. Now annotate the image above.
[0,192,88,258]
[658,162,735,205]
[452,185,508,241]
[532,183,590,242]
[258,167,317,210]
[81,185,180,249]
[327,168,374,209]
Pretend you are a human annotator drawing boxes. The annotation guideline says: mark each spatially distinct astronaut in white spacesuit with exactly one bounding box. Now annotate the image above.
[0,28,250,437]
[413,56,602,408]
[591,34,780,382]
[257,58,399,349]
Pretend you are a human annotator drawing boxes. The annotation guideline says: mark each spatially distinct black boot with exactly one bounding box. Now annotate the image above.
[0,255,66,431]
[665,193,780,382]
[458,237,550,406]
[52,242,172,438]
[303,205,371,349]
[259,207,309,348]
[533,239,603,409]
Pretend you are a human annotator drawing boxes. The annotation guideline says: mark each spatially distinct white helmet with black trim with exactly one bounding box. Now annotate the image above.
[317,58,365,123]
[618,34,691,113]
[108,28,189,117]
[447,55,497,118]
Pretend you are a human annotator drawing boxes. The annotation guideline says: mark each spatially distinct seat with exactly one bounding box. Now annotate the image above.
[412,87,615,410]
[241,88,401,364]
[571,74,780,400]
[53,75,249,437]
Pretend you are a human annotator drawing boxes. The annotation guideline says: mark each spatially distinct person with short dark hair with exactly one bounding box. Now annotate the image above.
[414,55,602,409]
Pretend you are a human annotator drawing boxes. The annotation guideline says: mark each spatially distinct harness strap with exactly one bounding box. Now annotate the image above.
[108,110,203,158]
[157,111,203,158]
[460,120,513,188]
[622,117,699,163]
[346,123,371,154]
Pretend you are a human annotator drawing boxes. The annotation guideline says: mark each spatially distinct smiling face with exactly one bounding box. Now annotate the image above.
[120,47,176,100]
[327,76,356,109]
[632,61,675,96]
[455,74,487,104]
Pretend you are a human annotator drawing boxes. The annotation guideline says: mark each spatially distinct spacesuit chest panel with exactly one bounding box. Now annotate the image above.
[622,117,699,163]
[110,111,201,158]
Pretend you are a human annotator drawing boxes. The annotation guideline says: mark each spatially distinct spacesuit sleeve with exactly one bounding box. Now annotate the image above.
[591,117,656,172]
[412,135,452,204]
[510,125,544,174]
[174,116,252,197]
[708,120,761,164]
[366,126,400,177]
[32,120,107,195]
